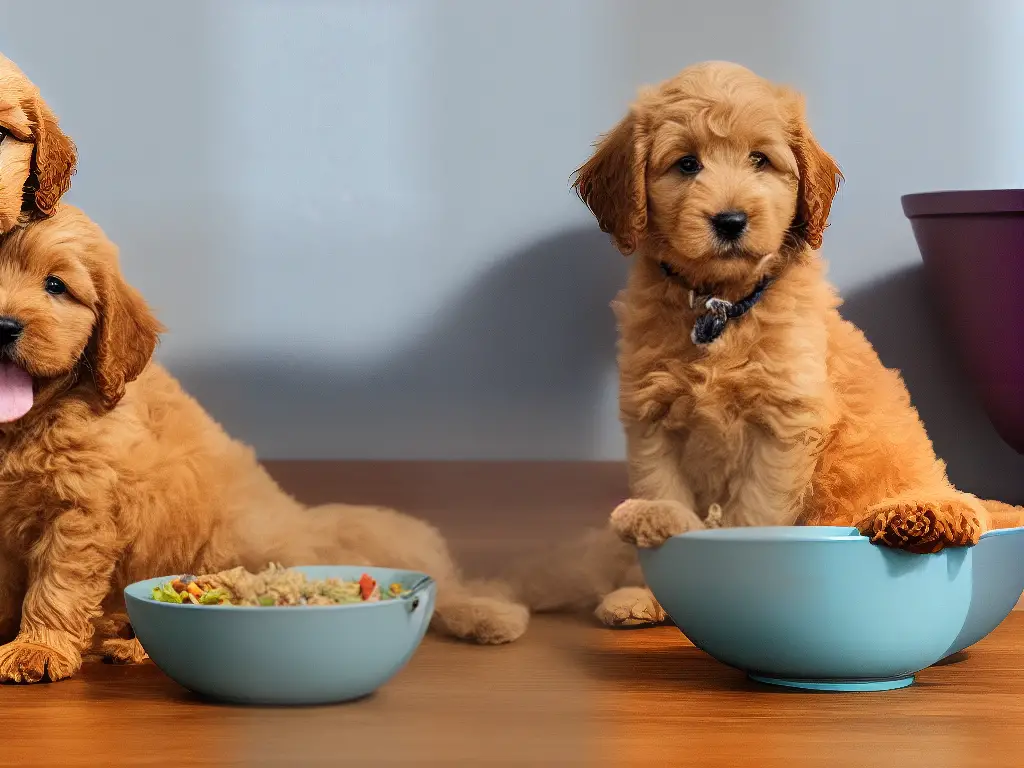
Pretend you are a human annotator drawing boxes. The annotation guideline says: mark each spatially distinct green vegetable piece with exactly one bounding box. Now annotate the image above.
[199,589,229,605]
[151,583,185,604]
[257,595,276,607]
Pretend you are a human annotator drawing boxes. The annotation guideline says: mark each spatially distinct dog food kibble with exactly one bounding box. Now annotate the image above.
[150,563,408,607]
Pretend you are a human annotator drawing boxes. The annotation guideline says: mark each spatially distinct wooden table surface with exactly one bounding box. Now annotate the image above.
[2,462,1022,767]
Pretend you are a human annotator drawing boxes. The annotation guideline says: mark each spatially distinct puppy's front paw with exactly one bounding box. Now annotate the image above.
[610,499,703,548]
[595,587,667,627]
[0,636,81,683]
[860,496,982,554]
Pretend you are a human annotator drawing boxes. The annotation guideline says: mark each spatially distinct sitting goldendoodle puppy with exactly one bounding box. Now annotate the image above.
[521,61,1024,627]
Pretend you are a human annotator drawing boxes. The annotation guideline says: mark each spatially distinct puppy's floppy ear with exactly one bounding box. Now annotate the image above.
[782,90,842,250]
[22,93,77,215]
[572,110,651,255]
[87,254,164,410]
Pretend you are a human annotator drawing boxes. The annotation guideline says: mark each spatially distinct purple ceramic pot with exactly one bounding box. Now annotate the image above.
[902,190,1024,454]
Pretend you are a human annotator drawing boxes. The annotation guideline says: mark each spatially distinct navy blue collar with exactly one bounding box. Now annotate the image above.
[658,261,775,345]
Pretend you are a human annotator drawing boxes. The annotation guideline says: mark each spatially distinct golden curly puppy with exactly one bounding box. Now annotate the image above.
[0,207,528,683]
[522,61,1024,627]
[0,52,76,234]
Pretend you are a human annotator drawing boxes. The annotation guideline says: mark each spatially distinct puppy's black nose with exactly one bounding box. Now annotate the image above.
[710,210,748,241]
[0,316,24,348]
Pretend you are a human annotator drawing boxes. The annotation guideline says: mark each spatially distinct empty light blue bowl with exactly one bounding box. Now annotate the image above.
[124,566,436,705]
[639,526,1024,691]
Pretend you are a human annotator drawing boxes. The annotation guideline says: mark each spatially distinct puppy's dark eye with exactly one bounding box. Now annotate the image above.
[749,151,770,169]
[0,127,7,143]
[677,155,703,175]
[44,276,67,295]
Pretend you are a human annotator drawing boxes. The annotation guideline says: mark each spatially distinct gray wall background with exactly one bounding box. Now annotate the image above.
[1,0,1022,502]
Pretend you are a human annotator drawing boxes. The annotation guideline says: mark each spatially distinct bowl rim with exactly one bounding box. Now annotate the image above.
[978,525,1024,539]
[670,525,862,543]
[902,189,1024,217]
[663,524,1024,544]
[124,565,435,613]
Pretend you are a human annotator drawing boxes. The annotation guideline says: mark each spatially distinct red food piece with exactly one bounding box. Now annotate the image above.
[358,573,376,601]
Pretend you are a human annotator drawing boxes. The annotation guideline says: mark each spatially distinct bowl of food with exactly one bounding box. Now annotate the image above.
[125,564,436,705]
[639,526,1024,691]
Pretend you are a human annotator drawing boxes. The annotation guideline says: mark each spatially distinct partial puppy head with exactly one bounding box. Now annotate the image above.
[0,53,78,234]
[0,207,162,423]
[573,61,841,285]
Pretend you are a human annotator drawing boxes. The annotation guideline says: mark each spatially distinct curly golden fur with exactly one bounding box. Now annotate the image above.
[520,62,1024,626]
[0,52,76,234]
[0,207,527,683]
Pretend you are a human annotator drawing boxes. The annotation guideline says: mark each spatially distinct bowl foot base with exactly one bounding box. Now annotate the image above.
[748,674,915,692]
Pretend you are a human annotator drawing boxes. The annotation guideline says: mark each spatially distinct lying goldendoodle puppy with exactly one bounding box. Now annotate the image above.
[0,206,527,683]
[522,61,1024,627]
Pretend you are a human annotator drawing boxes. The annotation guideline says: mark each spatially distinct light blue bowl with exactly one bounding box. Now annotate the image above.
[124,566,436,705]
[639,526,1024,691]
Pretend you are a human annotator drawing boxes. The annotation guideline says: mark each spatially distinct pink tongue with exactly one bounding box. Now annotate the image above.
[0,363,34,422]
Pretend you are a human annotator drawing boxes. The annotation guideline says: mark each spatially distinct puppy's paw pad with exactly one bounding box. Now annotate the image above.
[862,498,981,553]
[0,640,80,683]
[595,588,667,627]
[610,499,699,548]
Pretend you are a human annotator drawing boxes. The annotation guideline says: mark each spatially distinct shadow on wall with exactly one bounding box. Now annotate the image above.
[172,227,628,460]
[840,265,1024,504]
[171,224,1024,504]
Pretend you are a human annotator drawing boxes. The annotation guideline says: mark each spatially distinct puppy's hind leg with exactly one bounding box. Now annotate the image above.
[431,579,529,646]
[404,512,529,644]
[301,503,529,645]
[595,585,667,627]
[101,637,149,665]
[93,613,148,664]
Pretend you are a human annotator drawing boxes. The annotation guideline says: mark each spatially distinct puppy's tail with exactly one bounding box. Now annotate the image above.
[509,525,641,614]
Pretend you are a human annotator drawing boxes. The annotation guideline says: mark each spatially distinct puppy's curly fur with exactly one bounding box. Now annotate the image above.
[0,207,527,683]
[520,62,1024,626]
[0,52,76,234]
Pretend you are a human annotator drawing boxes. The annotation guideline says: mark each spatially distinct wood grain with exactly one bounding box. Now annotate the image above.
[1,461,1021,767]
[3,618,1023,767]
[590,616,1024,768]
